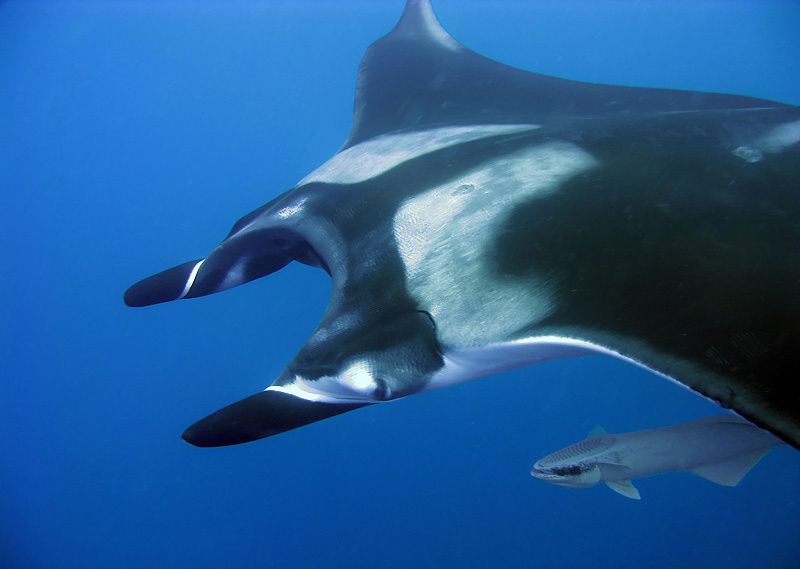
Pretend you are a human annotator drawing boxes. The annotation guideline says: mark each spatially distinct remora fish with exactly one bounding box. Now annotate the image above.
[124,0,800,448]
[531,416,782,499]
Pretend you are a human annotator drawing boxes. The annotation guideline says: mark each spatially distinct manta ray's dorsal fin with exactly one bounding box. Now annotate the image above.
[391,0,461,50]
[343,0,788,149]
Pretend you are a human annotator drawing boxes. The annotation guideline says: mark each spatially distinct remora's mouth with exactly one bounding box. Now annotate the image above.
[530,465,566,482]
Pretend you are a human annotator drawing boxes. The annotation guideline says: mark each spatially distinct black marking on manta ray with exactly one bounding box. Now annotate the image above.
[492,113,800,437]
[125,0,800,449]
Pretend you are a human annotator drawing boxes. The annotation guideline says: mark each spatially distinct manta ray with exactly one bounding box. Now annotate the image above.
[125,0,800,448]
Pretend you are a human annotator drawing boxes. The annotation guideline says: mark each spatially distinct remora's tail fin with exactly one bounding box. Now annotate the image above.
[181,391,369,447]
[605,479,641,500]
[689,447,772,486]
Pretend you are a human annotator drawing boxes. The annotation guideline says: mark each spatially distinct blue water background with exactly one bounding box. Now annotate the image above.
[3,1,800,567]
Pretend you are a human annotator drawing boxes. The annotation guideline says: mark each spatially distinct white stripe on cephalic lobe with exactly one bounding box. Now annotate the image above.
[177,259,205,300]
[299,124,540,186]
[266,383,342,403]
[266,364,383,404]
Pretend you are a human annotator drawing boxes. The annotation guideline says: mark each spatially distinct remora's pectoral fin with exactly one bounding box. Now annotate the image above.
[605,479,641,500]
[689,447,772,487]
[181,391,369,447]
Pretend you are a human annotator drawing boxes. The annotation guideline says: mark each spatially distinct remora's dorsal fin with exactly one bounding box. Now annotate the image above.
[343,0,787,149]
[587,425,608,438]
[605,479,641,500]
[689,447,772,487]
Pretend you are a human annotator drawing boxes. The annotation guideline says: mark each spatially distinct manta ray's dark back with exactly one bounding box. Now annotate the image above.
[125,0,800,450]
[345,0,790,148]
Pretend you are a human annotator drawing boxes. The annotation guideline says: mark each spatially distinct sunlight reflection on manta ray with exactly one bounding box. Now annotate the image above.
[124,0,800,449]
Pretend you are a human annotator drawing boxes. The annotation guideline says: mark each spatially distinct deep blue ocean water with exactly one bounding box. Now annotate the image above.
[3,1,800,567]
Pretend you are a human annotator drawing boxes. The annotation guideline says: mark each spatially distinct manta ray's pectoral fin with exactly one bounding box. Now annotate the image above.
[181,391,369,447]
[605,479,641,500]
[689,447,772,487]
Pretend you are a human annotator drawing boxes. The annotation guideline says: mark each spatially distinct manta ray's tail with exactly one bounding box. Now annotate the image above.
[182,391,368,447]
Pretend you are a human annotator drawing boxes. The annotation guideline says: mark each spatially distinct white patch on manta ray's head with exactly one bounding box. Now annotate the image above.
[339,360,379,394]
[393,142,598,348]
[267,376,371,404]
[299,124,539,186]
[733,119,800,163]
[265,360,382,404]
[267,381,338,403]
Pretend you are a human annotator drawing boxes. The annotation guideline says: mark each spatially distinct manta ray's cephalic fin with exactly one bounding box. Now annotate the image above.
[124,225,322,307]
[181,391,370,447]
